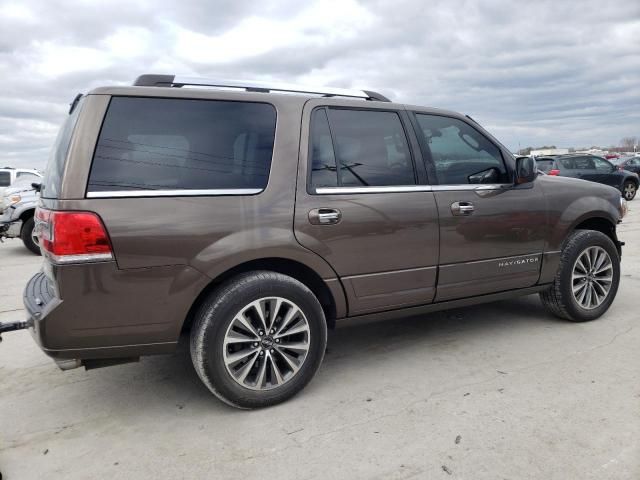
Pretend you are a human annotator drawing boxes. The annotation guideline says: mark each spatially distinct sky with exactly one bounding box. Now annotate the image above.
[0,0,639,169]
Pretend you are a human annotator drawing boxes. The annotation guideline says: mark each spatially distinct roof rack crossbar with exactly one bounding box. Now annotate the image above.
[133,74,391,102]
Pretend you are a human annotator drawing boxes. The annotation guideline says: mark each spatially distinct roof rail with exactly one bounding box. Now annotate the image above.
[133,74,391,102]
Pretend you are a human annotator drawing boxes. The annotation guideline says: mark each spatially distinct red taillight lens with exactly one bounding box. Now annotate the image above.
[35,208,113,263]
[548,169,560,176]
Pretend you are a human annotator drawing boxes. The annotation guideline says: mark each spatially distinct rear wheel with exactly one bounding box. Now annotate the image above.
[20,217,41,255]
[623,180,637,200]
[190,271,327,409]
[540,230,620,321]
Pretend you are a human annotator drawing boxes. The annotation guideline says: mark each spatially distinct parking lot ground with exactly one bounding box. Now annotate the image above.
[1,207,639,480]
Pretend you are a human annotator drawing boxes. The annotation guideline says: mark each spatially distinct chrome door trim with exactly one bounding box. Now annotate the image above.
[314,184,508,194]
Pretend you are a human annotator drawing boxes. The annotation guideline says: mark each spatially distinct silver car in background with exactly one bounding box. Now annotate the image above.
[0,176,42,254]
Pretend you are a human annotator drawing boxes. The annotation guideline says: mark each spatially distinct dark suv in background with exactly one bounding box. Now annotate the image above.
[3,74,627,408]
[536,154,639,200]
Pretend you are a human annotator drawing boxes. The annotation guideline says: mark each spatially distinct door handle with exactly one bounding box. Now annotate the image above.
[309,208,342,225]
[451,201,475,216]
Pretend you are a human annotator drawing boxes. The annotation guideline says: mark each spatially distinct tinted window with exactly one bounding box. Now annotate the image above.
[592,157,614,172]
[560,157,595,170]
[325,109,415,187]
[415,114,507,184]
[0,171,9,187]
[88,97,276,193]
[536,159,555,172]
[41,97,84,198]
[309,109,338,188]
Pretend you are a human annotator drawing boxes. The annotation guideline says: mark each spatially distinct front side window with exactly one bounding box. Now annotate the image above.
[592,157,614,173]
[415,114,507,185]
[309,108,415,188]
[88,97,277,193]
[0,171,10,187]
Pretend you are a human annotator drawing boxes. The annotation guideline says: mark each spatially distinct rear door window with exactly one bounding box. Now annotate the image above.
[87,97,277,194]
[309,107,416,189]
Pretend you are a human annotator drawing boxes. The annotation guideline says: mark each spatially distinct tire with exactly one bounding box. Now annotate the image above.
[540,230,620,322]
[20,216,41,255]
[622,180,637,201]
[190,271,328,409]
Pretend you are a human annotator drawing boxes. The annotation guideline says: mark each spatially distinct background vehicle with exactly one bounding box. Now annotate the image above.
[535,154,639,200]
[0,167,41,197]
[610,156,640,176]
[0,177,41,254]
[5,75,626,409]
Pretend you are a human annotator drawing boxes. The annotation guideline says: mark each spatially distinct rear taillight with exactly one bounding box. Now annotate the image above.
[548,169,560,176]
[35,208,113,264]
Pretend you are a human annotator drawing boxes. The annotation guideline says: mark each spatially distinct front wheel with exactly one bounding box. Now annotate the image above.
[190,271,327,409]
[540,230,620,321]
[20,217,41,255]
[622,181,637,201]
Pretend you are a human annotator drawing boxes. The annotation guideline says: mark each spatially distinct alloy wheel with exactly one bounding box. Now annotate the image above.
[624,182,636,200]
[222,297,311,390]
[571,246,613,310]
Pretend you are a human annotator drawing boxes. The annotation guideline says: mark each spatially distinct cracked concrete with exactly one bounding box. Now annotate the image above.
[1,206,639,480]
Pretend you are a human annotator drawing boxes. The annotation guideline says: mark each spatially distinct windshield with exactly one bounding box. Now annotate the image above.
[41,96,84,199]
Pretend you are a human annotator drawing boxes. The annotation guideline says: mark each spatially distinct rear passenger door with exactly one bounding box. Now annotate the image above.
[294,100,439,315]
[410,112,546,301]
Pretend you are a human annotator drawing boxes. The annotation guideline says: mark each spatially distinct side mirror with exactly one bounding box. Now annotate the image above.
[515,157,536,184]
[31,182,42,193]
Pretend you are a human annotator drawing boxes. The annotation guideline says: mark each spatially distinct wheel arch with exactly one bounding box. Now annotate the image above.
[183,257,344,333]
[571,215,620,256]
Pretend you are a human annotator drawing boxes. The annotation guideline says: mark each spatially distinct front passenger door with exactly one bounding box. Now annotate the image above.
[411,112,546,302]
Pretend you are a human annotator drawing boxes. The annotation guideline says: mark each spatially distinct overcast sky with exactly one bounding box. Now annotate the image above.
[1,0,639,169]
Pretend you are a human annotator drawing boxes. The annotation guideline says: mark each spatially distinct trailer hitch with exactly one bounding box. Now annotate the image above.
[0,320,31,342]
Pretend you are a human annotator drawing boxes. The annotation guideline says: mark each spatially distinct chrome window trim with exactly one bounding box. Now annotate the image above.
[315,186,433,194]
[314,184,508,194]
[86,188,263,198]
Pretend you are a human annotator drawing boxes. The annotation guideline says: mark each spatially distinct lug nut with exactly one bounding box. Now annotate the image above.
[259,350,265,356]
[270,348,274,353]
[275,339,280,343]
[253,342,259,347]
[259,330,264,336]
[270,329,275,334]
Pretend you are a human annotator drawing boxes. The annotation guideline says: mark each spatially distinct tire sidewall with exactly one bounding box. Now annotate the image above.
[20,216,41,255]
[193,272,327,408]
[558,231,620,321]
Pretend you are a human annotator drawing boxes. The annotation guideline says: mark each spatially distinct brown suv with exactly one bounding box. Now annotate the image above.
[5,74,627,408]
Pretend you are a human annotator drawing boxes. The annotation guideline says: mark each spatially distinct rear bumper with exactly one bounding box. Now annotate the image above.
[22,262,210,361]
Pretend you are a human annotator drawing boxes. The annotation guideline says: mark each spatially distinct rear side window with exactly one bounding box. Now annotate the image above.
[560,157,595,170]
[41,97,85,198]
[88,97,277,193]
[415,114,507,184]
[309,107,415,188]
[0,171,9,187]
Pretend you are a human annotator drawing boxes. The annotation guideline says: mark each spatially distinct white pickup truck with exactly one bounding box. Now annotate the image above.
[0,170,43,254]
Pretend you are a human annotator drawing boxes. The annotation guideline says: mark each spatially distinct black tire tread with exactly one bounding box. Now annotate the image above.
[20,216,40,255]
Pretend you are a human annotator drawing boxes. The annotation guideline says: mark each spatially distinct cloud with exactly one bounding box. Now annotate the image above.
[0,0,639,168]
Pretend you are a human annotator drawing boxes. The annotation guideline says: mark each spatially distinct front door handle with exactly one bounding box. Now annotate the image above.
[309,208,342,225]
[451,201,475,216]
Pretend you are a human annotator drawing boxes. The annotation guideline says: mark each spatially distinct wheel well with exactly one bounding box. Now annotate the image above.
[573,217,620,254]
[19,208,34,222]
[183,258,338,332]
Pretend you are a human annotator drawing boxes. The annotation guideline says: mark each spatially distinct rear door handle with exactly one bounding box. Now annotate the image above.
[309,208,342,225]
[451,201,475,216]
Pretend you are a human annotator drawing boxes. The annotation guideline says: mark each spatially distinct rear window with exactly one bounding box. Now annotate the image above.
[535,159,555,172]
[87,97,277,194]
[559,157,595,170]
[0,171,9,187]
[41,97,85,198]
